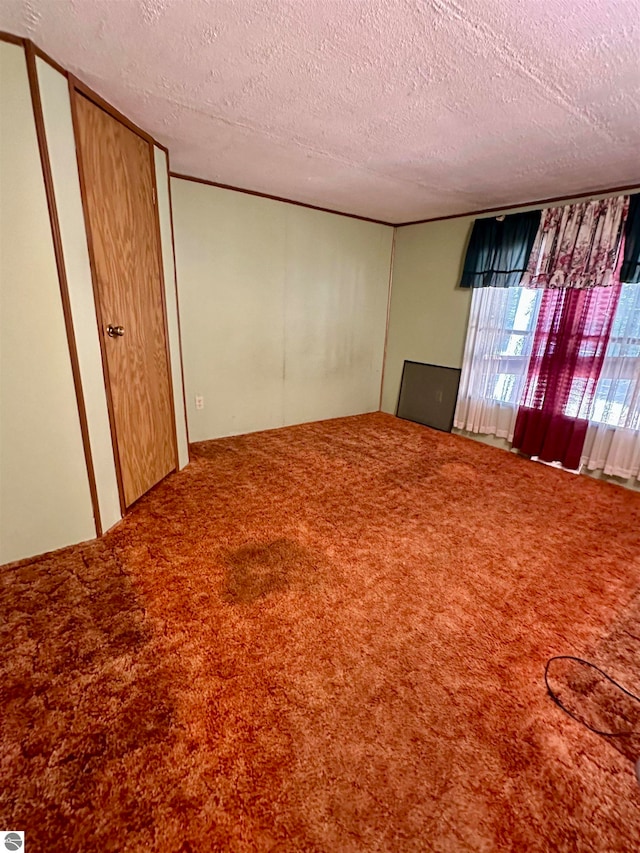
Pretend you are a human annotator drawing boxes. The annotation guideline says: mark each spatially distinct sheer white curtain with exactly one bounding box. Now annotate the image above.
[455,286,542,440]
[581,282,640,482]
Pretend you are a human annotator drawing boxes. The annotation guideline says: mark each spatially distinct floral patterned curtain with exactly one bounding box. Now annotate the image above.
[522,197,629,290]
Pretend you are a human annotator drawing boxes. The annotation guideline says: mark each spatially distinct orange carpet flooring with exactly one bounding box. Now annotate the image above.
[2,412,640,852]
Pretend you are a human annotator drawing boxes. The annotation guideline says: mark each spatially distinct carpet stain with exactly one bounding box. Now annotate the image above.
[223,538,323,604]
[439,460,480,480]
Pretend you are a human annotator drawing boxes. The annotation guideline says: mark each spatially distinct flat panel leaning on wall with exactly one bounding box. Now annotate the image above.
[0,42,95,564]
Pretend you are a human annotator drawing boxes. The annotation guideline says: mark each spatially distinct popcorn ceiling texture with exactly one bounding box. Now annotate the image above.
[1,0,639,222]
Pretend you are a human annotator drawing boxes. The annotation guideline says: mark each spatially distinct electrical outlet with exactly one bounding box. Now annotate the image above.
[195,395,204,410]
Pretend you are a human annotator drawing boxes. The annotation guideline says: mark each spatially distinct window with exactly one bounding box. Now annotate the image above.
[490,287,542,405]
[454,285,544,440]
[591,282,640,427]
[456,196,640,479]
[458,283,640,431]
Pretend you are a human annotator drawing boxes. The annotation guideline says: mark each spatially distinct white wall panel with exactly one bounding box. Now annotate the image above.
[36,57,121,532]
[171,179,393,441]
[283,206,392,425]
[0,43,95,563]
[172,181,287,441]
[153,146,189,468]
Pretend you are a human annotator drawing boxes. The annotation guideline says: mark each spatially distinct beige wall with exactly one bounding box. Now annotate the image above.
[381,217,473,413]
[172,179,393,441]
[0,42,95,563]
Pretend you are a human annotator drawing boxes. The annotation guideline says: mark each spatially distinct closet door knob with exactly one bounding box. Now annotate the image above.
[107,324,125,338]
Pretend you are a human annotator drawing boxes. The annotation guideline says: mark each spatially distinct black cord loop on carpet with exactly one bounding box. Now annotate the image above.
[545,655,640,786]
[544,655,640,738]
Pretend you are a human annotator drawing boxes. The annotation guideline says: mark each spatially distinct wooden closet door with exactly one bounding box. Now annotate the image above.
[74,93,176,507]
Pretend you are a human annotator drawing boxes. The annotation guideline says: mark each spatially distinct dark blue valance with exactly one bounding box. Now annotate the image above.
[621,193,640,283]
[459,209,542,288]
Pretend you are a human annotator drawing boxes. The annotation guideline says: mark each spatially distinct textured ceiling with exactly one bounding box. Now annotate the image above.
[2,0,639,223]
